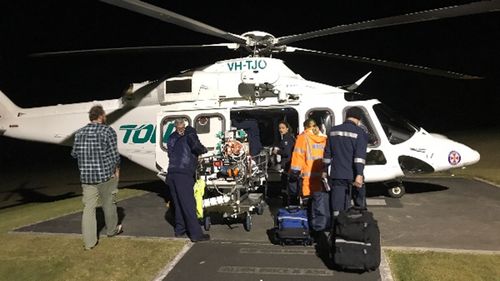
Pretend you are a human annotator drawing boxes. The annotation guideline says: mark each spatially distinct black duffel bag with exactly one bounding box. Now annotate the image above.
[332,205,381,271]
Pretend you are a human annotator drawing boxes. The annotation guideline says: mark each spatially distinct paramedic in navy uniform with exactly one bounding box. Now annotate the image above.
[322,107,368,215]
[272,121,296,198]
[167,118,210,242]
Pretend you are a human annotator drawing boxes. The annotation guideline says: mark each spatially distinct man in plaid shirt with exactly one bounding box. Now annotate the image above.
[71,105,122,250]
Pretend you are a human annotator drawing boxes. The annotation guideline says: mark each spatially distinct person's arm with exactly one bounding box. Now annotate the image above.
[70,133,80,159]
[108,128,121,177]
[290,135,305,176]
[322,137,332,178]
[353,131,368,188]
[166,133,176,158]
[187,132,208,156]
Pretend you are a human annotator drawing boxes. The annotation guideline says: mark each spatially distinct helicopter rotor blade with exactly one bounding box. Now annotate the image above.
[277,0,500,46]
[100,0,247,44]
[285,47,483,80]
[29,43,239,58]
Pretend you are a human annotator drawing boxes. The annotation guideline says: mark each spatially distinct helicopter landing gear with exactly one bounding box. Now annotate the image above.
[385,180,406,198]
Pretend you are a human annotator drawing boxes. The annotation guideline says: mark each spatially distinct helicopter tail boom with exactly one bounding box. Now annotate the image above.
[0,90,21,129]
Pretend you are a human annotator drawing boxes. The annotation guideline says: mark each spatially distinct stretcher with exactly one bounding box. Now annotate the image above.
[196,129,268,231]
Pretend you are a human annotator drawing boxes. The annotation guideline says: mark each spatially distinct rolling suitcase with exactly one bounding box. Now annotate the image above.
[332,186,381,271]
[275,206,312,245]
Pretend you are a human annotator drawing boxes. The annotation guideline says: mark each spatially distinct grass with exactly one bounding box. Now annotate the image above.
[0,188,187,281]
[446,129,500,184]
[0,234,186,281]
[387,250,500,281]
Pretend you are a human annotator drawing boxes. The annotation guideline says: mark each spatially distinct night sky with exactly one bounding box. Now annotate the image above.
[0,0,499,133]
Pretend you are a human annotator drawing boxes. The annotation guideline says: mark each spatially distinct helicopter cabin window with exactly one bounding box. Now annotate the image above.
[230,108,299,149]
[165,78,192,93]
[372,104,418,145]
[194,114,225,152]
[343,106,380,147]
[306,109,334,135]
[159,115,191,152]
[366,150,387,165]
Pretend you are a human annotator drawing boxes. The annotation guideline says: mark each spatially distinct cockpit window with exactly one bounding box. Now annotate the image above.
[373,104,418,145]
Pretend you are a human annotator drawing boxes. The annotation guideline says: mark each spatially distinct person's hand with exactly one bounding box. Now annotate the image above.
[321,171,328,179]
[113,168,120,179]
[353,175,363,189]
[272,147,279,155]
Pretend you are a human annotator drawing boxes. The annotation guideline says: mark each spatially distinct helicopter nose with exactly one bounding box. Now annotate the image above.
[426,135,481,172]
[446,142,481,168]
[463,147,480,166]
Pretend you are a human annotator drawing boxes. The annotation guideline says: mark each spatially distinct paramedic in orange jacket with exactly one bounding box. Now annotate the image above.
[289,119,327,204]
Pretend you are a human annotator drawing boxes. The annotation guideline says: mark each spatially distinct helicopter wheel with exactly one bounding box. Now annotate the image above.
[388,184,406,198]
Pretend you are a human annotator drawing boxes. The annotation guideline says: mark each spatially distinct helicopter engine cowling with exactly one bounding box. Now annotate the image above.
[238,83,279,99]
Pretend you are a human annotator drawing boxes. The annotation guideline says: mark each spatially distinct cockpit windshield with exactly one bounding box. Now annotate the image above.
[373,104,419,145]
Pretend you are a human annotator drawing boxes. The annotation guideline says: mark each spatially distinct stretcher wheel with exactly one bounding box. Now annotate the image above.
[243,213,252,232]
[203,216,211,231]
[256,204,264,215]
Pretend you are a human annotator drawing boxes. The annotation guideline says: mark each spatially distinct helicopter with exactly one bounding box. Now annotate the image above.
[1,0,497,199]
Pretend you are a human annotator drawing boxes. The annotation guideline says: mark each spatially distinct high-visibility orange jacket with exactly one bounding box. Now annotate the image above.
[290,128,327,197]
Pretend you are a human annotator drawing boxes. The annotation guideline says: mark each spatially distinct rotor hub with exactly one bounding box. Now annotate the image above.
[241,31,279,56]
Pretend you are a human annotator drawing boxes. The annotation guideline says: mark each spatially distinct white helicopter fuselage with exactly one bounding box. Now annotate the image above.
[0,57,480,189]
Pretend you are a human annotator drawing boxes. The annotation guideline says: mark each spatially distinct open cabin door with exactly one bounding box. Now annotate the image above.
[155,109,229,173]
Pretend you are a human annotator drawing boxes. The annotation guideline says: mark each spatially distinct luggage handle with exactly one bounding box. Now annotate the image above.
[347,184,367,210]
[285,205,302,213]
[345,184,352,211]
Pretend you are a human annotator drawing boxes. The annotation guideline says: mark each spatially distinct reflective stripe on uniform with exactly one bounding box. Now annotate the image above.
[293,147,304,153]
[290,166,302,171]
[354,158,366,164]
[312,143,325,149]
[330,131,358,139]
[306,155,323,161]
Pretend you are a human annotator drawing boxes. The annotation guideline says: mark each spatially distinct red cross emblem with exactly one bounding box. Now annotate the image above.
[448,151,461,165]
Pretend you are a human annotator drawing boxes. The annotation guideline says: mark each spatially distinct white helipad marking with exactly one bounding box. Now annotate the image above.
[473,177,500,188]
[153,242,193,281]
[367,198,387,206]
[380,250,395,281]
[218,266,334,276]
[384,246,500,255]
[239,248,316,255]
